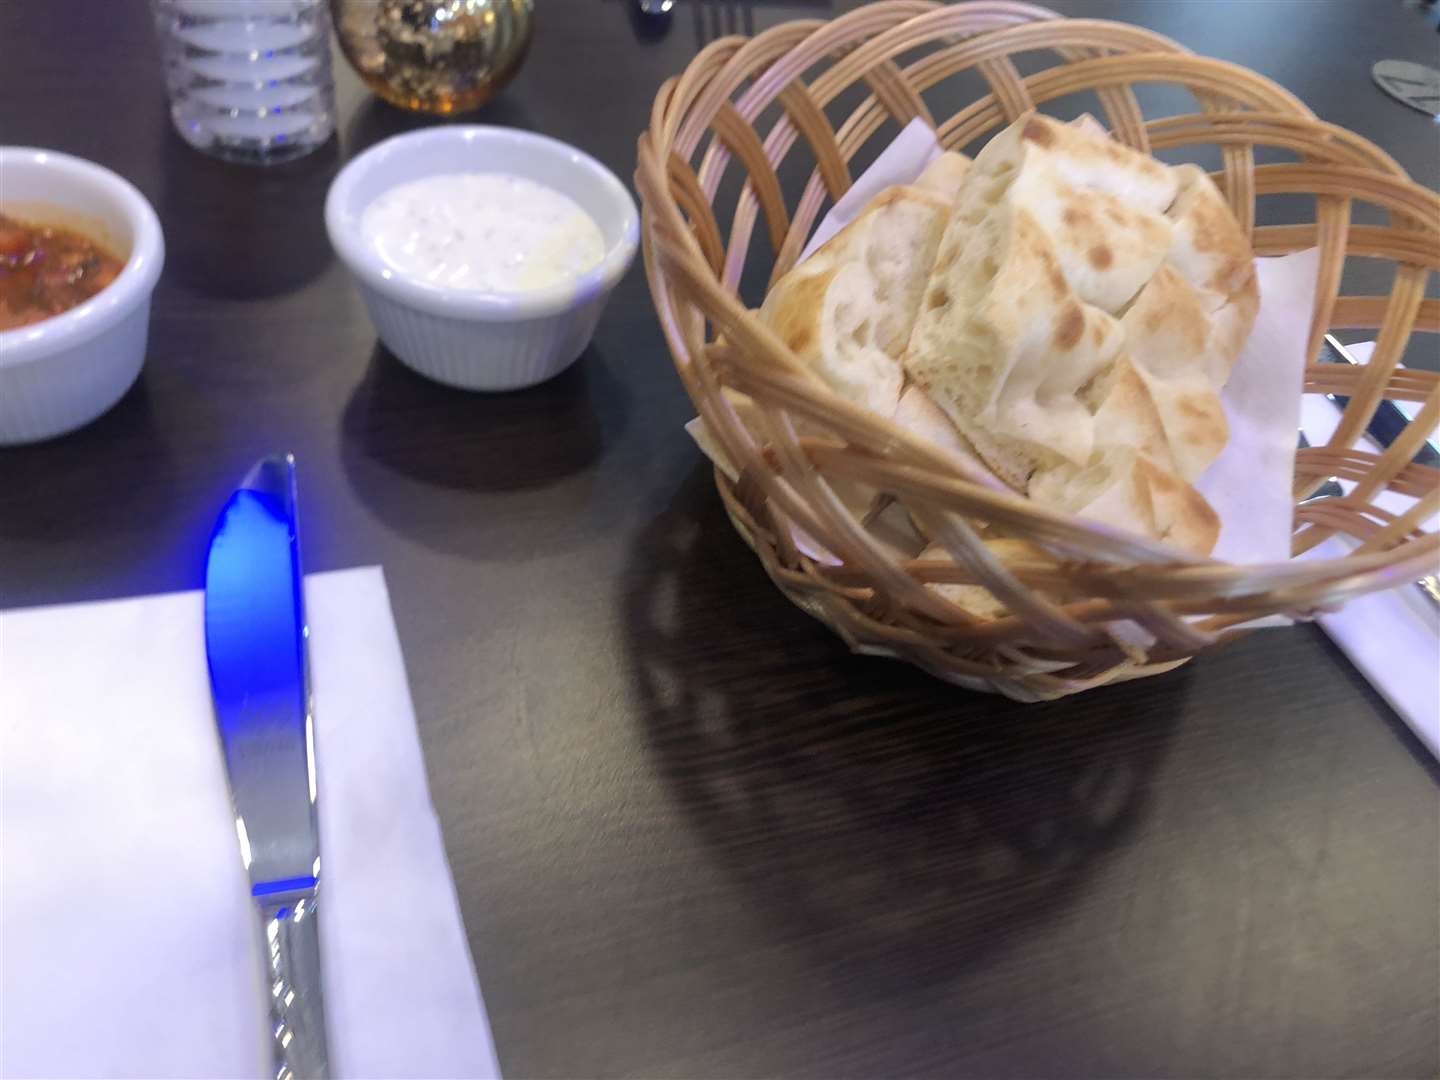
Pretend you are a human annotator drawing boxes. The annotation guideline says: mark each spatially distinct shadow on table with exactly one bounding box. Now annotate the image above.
[626,464,1183,991]
[0,376,202,608]
[158,128,339,301]
[338,343,628,557]
[0,376,179,546]
[343,93,535,158]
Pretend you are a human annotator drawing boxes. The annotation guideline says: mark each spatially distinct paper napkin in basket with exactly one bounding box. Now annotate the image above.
[0,567,501,1080]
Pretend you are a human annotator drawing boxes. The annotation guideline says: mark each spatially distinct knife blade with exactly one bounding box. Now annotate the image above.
[1319,334,1440,468]
[204,453,329,1080]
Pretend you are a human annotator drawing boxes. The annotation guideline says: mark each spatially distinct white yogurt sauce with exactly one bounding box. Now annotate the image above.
[361,172,606,294]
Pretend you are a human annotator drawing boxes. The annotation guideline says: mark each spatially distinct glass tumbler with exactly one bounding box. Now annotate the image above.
[152,0,336,165]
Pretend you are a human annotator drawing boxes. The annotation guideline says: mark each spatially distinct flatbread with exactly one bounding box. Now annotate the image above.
[1030,448,1220,556]
[903,114,1181,481]
[899,112,1258,555]
[1117,166,1259,480]
[912,150,971,201]
[1119,264,1230,480]
[748,112,1258,576]
[761,184,954,416]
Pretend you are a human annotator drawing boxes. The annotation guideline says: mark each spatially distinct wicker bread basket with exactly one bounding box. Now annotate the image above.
[635,0,1440,701]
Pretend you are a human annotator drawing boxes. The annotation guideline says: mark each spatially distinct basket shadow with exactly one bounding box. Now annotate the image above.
[625,463,1185,992]
[0,378,192,608]
[342,342,615,491]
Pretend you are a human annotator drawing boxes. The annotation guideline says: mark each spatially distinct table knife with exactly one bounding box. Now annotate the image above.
[204,454,330,1080]
[1319,334,1440,468]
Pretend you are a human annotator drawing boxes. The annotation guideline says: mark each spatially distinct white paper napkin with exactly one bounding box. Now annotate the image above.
[0,567,501,1079]
[1296,344,1440,759]
[1193,248,1317,565]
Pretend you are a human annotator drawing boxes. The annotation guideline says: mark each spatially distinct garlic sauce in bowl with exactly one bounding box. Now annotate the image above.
[326,125,639,392]
[361,173,606,295]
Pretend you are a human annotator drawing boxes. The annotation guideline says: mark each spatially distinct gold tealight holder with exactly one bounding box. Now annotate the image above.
[332,0,533,115]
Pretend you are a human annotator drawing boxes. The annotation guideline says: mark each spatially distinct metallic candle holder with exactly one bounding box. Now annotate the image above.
[332,0,534,115]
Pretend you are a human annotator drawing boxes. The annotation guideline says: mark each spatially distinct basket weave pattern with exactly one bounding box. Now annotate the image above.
[636,1,1440,700]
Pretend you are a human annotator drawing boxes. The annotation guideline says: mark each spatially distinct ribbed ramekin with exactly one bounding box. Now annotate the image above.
[0,147,164,444]
[325,126,638,392]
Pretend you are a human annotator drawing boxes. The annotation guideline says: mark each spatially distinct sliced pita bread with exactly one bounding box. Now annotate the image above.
[905,201,1131,482]
[1119,265,1230,480]
[1026,347,1218,555]
[1161,164,1261,389]
[891,382,988,476]
[904,114,1181,483]
[761,184,953,417]
[1029,448,1220,556]
[897,112,1257,555]
[912,150,971,201]
[757,186,962,527]
[749,113,1256,562]
[1114,167,1258,480]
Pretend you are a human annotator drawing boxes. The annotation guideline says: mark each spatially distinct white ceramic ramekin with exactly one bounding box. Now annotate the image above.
[325,126,640,392]
[0,148,165,445]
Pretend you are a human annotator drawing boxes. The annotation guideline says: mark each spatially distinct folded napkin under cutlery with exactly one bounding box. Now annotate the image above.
[1,567,501,1079]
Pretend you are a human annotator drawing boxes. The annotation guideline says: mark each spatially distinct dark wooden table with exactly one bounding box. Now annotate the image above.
[2,2,1437,1076]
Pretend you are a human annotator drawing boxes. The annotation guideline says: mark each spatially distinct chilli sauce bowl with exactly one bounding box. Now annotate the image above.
[324,125,639,392]
[0,147,165,445]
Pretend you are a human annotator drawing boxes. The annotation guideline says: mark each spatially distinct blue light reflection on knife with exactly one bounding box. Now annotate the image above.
[204,454,329,1080]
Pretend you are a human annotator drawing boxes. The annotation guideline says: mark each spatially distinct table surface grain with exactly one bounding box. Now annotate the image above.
[2,2,1437,1077]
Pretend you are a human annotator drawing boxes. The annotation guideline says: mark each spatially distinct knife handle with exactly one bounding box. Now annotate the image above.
[259,895,330,1080]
